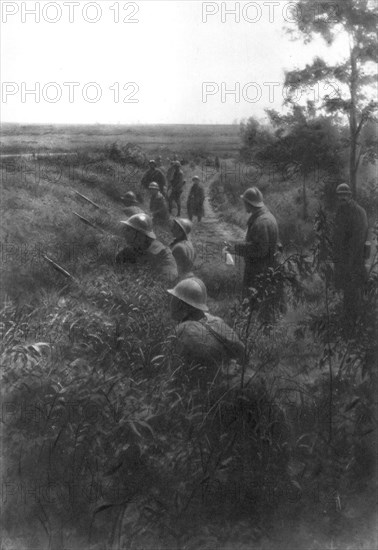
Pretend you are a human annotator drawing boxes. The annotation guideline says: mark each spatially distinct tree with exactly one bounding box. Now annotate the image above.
[240,105,343,219]
[284,0,378,197]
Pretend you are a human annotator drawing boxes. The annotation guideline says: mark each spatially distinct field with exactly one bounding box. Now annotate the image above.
[1,124,377,550]
[0,123,242,156]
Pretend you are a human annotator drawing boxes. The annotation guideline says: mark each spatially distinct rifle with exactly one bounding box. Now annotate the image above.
[74,191,102,210]
[43,255,77,282]
[72,210,108,234]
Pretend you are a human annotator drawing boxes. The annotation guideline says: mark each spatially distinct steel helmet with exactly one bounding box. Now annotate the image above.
[167,278,208,312]
[123,191,138,204]
[149,159,156,165]
[192,175,200,182]
[336,183,352,195]
[241,187,264,207]
[173,218,192,237]
[148,182,159,190]
[174,160,181,166]
[120,213,156,239]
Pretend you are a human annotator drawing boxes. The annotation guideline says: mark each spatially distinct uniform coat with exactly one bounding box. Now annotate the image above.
[170,237,196,278]
[187,183,205,220]
[150,192,169,224]
[233,206,279,288]
[175,313,245,372]
[141,168,167,195]
[333,199,368,290]
[116,239,178,283]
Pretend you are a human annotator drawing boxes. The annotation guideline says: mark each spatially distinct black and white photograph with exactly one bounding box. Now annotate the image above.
[1,1,377,548]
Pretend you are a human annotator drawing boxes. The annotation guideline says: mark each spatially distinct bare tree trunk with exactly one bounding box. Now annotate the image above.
[349,45,358,198]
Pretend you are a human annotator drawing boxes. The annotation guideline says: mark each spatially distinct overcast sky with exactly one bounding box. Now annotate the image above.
[1,0,349,124]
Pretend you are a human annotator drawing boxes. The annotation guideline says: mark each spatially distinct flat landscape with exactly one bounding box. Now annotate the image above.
[0,123,242,156]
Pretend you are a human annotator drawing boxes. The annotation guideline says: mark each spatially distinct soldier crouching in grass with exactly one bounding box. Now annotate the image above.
[121,191,144,217]
[116,213,178,283]
[167,278,245,389]
[169,218,196,279]
[148,182,170,227]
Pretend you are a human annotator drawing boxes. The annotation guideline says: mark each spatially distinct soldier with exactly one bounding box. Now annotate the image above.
[187,176,205,222]
[170,218,196,279]
[333,183,368,317]
[140,160,167,198]
[149,182,170,225]
[167,278,245,385]
[227,188,279,290]
[116,213,178,283]
[121,191,144,217]
[168,161,185,216]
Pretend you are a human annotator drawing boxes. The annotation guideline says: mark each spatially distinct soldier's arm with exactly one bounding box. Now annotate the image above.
[232,222,270,258]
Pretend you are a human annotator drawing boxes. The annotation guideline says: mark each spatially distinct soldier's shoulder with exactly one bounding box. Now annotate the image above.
[147,240,166,256]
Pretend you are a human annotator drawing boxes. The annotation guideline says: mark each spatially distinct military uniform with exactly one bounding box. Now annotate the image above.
[333,199,368,315]
[170,237,196,278]
[187,183,205,221]
[168,167,185,216]
[233,206,279,289]
[116,239,178,283]
[150,191,170,225]
[141,168,167,196]
[175,313,245,385]
[123,205,144,217]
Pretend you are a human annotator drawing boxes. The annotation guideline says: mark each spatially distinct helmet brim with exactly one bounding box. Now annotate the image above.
[120,220,156,240]
[173,218,189,236]
[167,288,209,312]
[240,195,264,207]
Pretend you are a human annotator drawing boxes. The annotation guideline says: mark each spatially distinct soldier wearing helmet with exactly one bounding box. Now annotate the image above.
[167,278,245,384]
[333,183,368,317]
[170,218,196,279]
[149,182,170,225]
[167,161,185,216]
[140,160,167,198]
[121,191,144,217]
[227,187,279,293]
[187,176,205,222]
[116,213,178,282]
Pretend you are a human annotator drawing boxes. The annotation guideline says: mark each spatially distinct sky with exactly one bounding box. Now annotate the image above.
[0,0,349,124]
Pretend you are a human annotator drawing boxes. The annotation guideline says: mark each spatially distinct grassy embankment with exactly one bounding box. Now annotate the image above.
[1,145,377,549]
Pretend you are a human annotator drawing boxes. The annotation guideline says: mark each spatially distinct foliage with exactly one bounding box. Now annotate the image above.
[284,0,378,196]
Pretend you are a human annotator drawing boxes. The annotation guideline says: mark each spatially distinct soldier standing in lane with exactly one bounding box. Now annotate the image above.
[169,218,196,279]
[168,161,185,216]
[332,183,369,318]
[227,187,279,292]
[187,176,205,222]
[116,213,178,283]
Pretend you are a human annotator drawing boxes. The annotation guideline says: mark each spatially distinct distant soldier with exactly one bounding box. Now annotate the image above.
[166,160,175,184]
[116,213,178,283]
[170,218,196,279]
[149,182,170,225]
[167,278,245,385]
[333,183,368,317]
[187,176,205,222]
[168,161,185,216]
[215,156,220,171]
[121,191,144,217]
[141,160,167,198]
[155,155,163,168]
